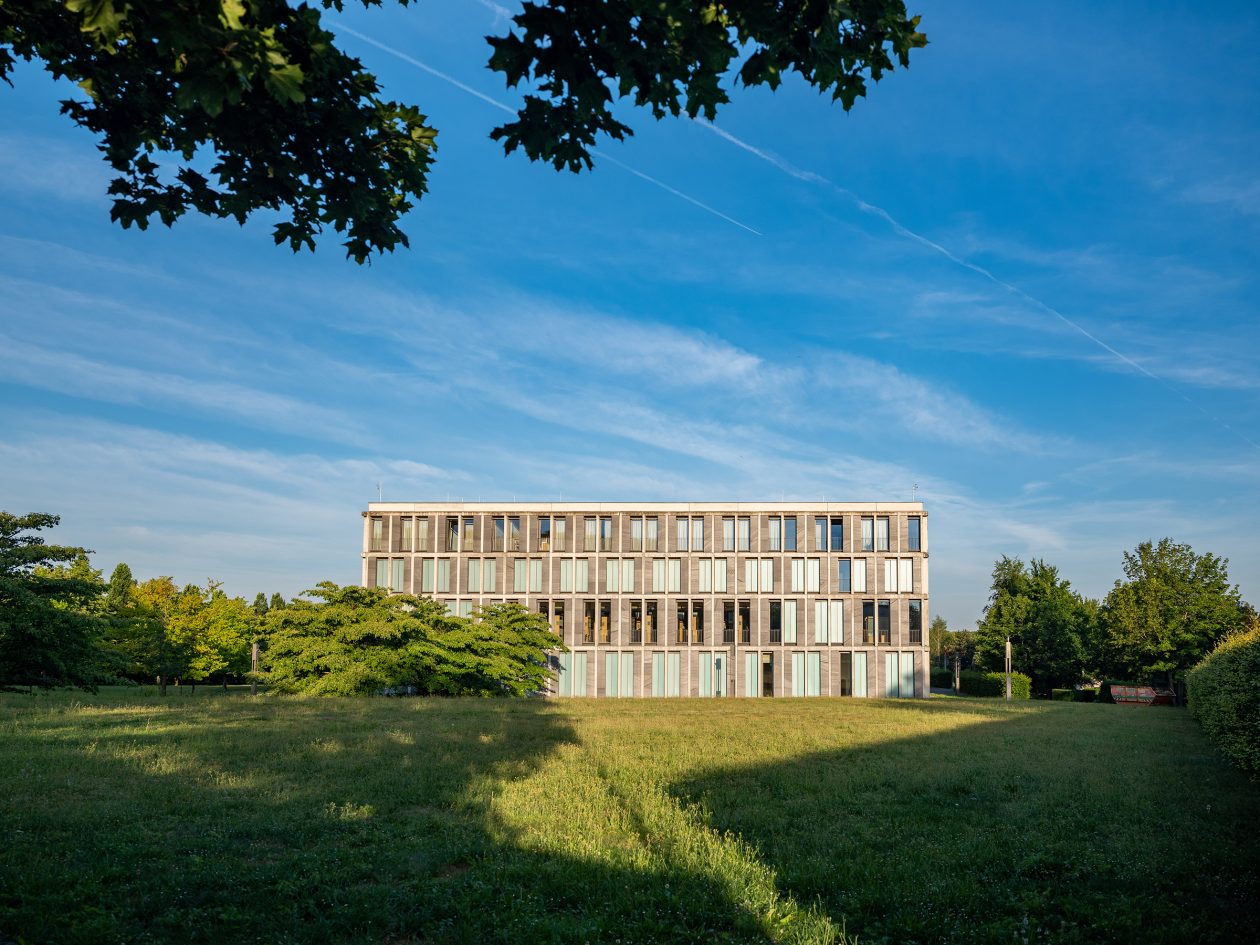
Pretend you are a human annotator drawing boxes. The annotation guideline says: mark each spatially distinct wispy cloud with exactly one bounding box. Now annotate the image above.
[0,134,111,204]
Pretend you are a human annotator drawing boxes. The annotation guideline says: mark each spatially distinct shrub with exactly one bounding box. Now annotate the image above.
[930,667,954,688]
[958,669,1030,699]
[1187,623,1260,780]
[1051,688,1073,701]
[1073,687,1098,703]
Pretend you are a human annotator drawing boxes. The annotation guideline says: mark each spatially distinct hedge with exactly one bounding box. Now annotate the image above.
[958,669,1030,699]
[1187,624,1260,780]
[1051,688,1074,701]
[930,667,954,688]
[1073,687,1098,703]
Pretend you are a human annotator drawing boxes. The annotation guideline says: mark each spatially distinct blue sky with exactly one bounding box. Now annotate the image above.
[1,0,1257,626]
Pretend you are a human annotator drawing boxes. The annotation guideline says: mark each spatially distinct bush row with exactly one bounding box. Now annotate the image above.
[958,669,1030,699]
[1187,624,1260,780]
[930,667,954,688]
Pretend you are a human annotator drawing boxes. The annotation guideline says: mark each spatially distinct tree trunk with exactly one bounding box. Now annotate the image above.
[222,672,228,692]
[158,674,167,696]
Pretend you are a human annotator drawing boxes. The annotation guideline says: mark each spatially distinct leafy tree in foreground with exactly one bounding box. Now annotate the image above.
[0,1,925,261]
[0,512,105,691]
[975,556,1093,695]
[125,576,193,694]
[1103,538,1250,699]
[167,585,257,690]
[263,583,561,696]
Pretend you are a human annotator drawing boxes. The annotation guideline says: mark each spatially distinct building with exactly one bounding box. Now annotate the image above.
[361,502,929,698]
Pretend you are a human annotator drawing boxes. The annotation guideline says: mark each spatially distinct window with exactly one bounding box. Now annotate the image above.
[714,558,728,593]
[583,601,595,644]
[400,517,413,551]
[539,516,552,552]
[576,559,589,593]
[606,559,620,593]
[645,516,659,551]
[723,601,736,643]
[600,601,611,644]
[599,517,613,552]
[815,600,844,644]
[878,600,891,644]
[375,557,388,589]
[692,601,704,644]
[651,558,666,593]
[446,516,459,551]
[436,559,450,593]
[770,601,782,643]
[508,516,521,551]
[676,516,689,551]
[722,516,736,551]
[370,517,385,552]
[468,558,496,593]
[699,559,712,593]
[830,518,843,552]
[631,601,643,644]
[744,558,758,592]
[899,558,913,593]
[769,517,782,551]
[760,558,774,593]
[908,516,921,552]
[514,559,528,593]
[606,559,635,593]
[807,558,821,594]
[676,601,689,644]
[739,600,751,644]
[420,558,435,593]
[815,517,827,552]
[493,516,505,551]
[862,600,875,644]
[876,517,890,552]
[646,600,658,643]
[783,599,798,644]
[790,558,805,593]
[553,516,567,552]
[560,559,573,592]
[909,600,923,644]
[692,517,705,551]
[668,558,682,593]
[861,516,874,552]
[584,517,597,552]
[839,652,853,696]
[854,558,868,594]
[884,558,897,593]
[631,517,644,552]
[738,517,751,551]
[468,559,479,594]
[462,517,475,551]
[784,516,797,551]
[553,600,565,638]
[530,559,543,593]
[458,600,473,619]
[838,559,851,593]
[416,518,430,552]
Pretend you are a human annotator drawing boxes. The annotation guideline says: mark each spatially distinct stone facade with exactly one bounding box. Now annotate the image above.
[362,502,929,698]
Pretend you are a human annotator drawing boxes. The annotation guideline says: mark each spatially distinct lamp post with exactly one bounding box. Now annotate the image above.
[1004,636,1012,702]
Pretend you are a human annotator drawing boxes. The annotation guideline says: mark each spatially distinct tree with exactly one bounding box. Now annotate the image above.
[262,582,561,696]
[1,1,926,262]
[269,592,286,612]
[1103,538,1249,701]
[252,592,269,617]
[126,576,192,694]
[0,512,105,691]
[106,562,134,614]
[929,615,948,666]
[975,556,1092,695]
[167,584,257,690]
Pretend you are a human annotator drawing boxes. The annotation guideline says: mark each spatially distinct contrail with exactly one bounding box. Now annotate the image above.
[693,118,1260,450]
[333,22,761,236]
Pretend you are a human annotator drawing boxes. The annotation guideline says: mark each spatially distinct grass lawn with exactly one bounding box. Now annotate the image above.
[0,690,1256,944]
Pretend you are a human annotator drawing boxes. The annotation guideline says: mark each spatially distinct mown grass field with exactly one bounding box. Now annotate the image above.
[1,690,1256,945]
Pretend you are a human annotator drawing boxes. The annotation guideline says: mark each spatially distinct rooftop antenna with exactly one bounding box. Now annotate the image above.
[912,482,919,502]
[377,482,382,502]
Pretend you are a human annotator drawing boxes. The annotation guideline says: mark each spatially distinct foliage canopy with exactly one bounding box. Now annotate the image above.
[0,0,925,261]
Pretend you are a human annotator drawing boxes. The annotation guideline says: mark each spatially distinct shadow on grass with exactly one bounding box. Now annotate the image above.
[666,699,1260,945]
[1,694,1256,945]
[0,693,816,944]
